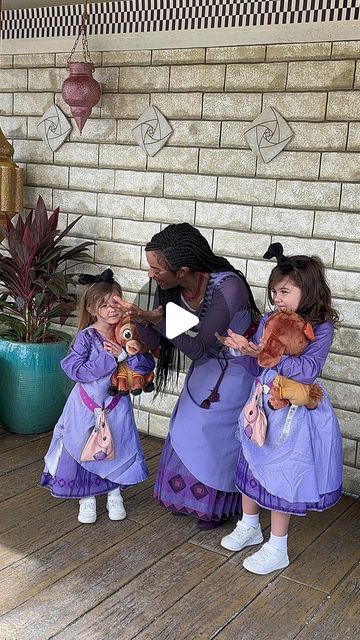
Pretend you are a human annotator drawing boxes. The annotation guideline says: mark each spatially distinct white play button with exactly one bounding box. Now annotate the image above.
[165,302,199,339]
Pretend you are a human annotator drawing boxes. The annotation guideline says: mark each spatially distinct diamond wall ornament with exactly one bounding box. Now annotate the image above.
[37,105,72,151]
[132,105,173,157]
[244,106,293,164]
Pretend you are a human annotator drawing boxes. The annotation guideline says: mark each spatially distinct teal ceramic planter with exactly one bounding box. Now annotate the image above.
[0,339,72,434]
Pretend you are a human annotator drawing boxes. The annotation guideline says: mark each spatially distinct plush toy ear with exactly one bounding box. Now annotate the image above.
[303,322,315,341]
[258,334,286,367]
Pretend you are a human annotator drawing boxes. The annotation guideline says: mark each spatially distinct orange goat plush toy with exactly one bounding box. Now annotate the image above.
[258,309,323,410]
[108,320,159,397]
[258,308,314,367]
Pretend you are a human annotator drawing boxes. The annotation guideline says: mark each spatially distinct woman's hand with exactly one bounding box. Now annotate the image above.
[112,295,163,325]
[145,305,164,325]
[103,339,123,358]
[112,295,134,314]
[132,305,164,326]
[215,329,261,357]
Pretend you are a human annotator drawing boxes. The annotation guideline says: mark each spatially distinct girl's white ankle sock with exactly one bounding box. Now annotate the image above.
[269,532,288,552]
[242,513,260,529]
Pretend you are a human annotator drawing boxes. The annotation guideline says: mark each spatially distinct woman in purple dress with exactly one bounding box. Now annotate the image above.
[124,223,261,529]
[41,270,148,524]
[219,243,342,574]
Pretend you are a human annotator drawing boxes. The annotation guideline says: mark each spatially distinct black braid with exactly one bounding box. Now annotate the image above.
[146,223,261,395]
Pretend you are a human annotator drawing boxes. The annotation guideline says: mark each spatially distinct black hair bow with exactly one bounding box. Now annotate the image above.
[263,243,304,274]
[78,268,114,285]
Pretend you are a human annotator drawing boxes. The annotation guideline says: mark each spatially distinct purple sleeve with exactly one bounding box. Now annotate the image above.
[138,277,250,361]
[60,330,117,382]
[275,322,334,383]
[251,314,268,345]
[126,352,156,375]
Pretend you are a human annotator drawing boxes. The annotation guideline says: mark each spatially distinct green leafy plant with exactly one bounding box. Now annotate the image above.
[0,196,94,343]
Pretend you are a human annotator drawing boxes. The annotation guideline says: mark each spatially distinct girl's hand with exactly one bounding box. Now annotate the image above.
[215,329,261,357]
[103,339,123,358]
[215,330,248,351]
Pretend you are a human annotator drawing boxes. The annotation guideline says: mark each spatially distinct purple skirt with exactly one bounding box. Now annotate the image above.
[40,446,121,498]
[236,450,342,516]
[153,436,242,522]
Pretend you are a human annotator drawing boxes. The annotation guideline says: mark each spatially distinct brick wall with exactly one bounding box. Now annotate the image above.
[0,41,359,494]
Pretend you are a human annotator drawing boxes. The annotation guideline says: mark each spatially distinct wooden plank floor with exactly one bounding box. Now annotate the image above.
[0,429,359,640]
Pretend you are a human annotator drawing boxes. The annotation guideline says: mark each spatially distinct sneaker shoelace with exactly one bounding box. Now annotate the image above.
[108,495,123,507]
[254,543,279,561]
[81,502,95,512]
[235,521,251,533]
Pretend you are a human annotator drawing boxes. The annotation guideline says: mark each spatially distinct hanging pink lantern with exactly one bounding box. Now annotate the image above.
[61,62,101,133]
[61,2,101,134]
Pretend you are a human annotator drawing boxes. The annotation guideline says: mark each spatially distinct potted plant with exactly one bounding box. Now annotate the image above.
[0,196,93,434]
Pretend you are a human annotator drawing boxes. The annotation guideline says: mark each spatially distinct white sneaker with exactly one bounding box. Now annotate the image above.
[78,497,97,524]
[220,520,263,551]
[243,541,289,574]
[106,492,126,520]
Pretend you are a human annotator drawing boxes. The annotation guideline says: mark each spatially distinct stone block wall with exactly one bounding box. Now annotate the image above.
[0,41,359,493]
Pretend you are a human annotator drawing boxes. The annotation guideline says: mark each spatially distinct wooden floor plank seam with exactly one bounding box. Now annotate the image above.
[1,433,359,640]
[0,513,201,622]
[0,456,47,479]
[4,521,203,638]
[286,556,360,618]
[125,545,289,640]
[0,520,145,617]
[285,496,358,559]
[206,567,294,640]
[46,541,223,640]
[0,479,164,540]
[0,516,82,573]
[291,601,331,640]
[290,568,355,640]
[280,575,330,594]
[127,560,234,640]
[0,433,50,455]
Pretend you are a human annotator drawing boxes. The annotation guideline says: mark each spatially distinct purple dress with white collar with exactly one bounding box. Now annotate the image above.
[41,326,148,498]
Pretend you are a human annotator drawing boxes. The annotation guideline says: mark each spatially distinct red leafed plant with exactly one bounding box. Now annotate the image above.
[0,196,94,343]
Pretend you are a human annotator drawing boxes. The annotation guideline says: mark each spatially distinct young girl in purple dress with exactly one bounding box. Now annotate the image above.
[219,243,343,574]
[41,270,148,524]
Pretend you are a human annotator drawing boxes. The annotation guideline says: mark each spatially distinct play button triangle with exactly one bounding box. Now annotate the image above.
[165,302,199,339]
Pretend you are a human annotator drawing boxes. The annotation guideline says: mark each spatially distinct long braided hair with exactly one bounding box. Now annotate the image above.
[145,223,260,394]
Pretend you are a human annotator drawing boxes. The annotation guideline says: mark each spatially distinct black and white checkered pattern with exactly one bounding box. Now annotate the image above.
[2,0,359,40]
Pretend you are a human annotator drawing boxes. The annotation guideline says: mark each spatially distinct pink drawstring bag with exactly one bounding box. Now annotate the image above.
[81,408,115,462]
[243,381,268,447]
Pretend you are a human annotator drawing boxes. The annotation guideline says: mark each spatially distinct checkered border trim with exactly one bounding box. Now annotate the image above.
[2,0,359,40]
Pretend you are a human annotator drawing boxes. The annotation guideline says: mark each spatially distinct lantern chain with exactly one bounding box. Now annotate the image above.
[66,0,93,67]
